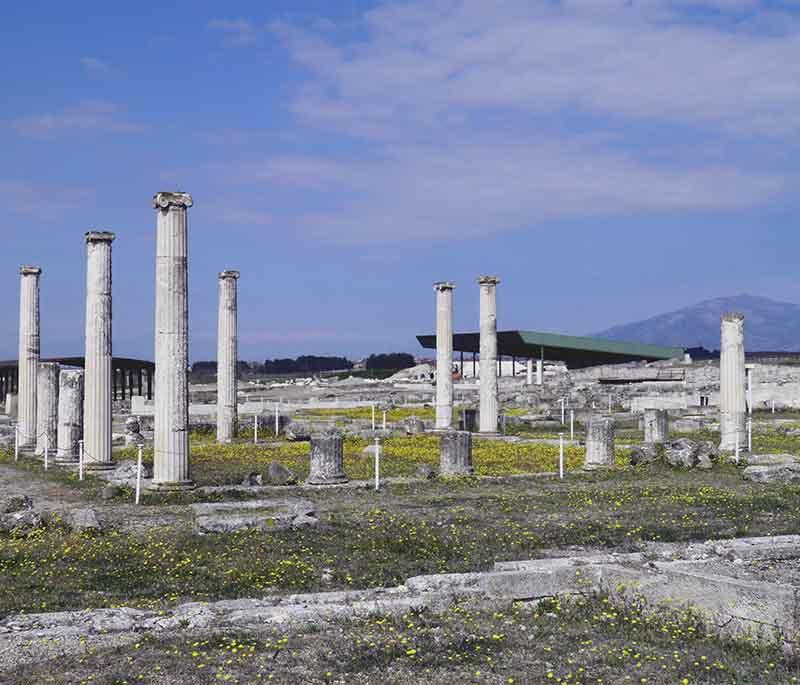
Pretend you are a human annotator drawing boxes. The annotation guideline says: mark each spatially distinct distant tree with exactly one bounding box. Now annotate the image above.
[365,353,415,370]
[263,356,353,374]
[191,361,217,374]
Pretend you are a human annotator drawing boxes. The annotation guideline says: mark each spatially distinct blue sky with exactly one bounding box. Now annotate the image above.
[2,0,798,362]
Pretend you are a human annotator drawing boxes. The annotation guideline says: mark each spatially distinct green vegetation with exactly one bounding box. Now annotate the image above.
[1,458,798,616]
[6,594,799,684]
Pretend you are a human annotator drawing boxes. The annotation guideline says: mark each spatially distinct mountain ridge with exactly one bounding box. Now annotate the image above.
[592,294,800,351]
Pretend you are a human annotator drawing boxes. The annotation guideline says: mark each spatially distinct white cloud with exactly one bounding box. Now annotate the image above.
[0,180,94,219]
[226,0,799,242]
[10,101,143,139]
[283,0,800,139]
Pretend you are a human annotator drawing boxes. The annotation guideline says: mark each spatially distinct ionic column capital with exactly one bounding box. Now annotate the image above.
[19,266,42,277]
[434,281,455,292]
[153,191,193,210]
[721,312,744,323]
[219,270,240,280]
[477,275,500,286]
[85,230,116,243]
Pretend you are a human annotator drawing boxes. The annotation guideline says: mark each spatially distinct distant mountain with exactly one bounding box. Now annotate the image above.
[593,295,800,351]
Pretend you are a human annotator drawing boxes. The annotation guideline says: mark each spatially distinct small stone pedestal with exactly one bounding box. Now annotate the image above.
[584,416,615,470]
[307,431,348,485]
[643,409,669,444]
[460,408,478,432]
[124,416,145,447]
[404,416,425,435]
[439,430,474,476]
[5,393,17,418]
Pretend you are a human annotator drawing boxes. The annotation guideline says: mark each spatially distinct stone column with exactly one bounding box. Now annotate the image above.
[584,416,615,470]
[478,276,500,433]
[151,192,194,490]
[17,266,41,448]
[217,270,240,444]
[56,369,84,463]
[643,408,668,444]
[439,430,474,476]
[536,359,544,386]
[719,313,746,451]
[526,359,533,386]
[5,393,17,418]
[35,362,60,456]
[434,282,455,430]
[83,231,116,470]
[307,430,348,485]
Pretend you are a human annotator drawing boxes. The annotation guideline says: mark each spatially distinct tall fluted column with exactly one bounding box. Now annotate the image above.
[478,276,500,434]
[434,282,455,430]
[56,369,83,463]
[720,313,746,451]
[83,231,116,470]
[217,270,240,443]
[151,192,194,490]
[17,266,41,448]
[35,362,60,456]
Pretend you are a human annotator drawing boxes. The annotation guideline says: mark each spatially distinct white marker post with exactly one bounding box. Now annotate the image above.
[772,400,776,414]
[559,432,565,480]
[382,410,387,431]
[78,440,84,481]
[374,437,381,492]
[44,433,49,472]
[748,417,753,452]
[254,415,259,445]
[747,370,753,416]
[560,398,565,425]
[371,403,376,431]
[14,426,19,462]
[570,410,574,441]
[735,435,740,462]
[135,444,143,505]
[274,405,279,437]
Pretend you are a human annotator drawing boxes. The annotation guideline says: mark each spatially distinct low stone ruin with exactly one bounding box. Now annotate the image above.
[629,438,716,469]
[439,430,474,476]
[584,416,615,469]
[123,416,145,447]
[307,430,348,485]
[191,498,317,534]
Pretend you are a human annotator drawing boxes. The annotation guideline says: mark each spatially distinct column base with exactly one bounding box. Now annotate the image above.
[440,468,475,477]
[82,461,118,472]
[583,463,613,471]
[55,456,79,467]
[147,480,196,492]
[305,475,349,486]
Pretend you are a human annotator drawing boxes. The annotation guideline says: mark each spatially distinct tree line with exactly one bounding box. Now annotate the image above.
[191,352,416,376]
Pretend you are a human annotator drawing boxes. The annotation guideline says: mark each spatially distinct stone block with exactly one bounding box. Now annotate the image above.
[439,430,474,476]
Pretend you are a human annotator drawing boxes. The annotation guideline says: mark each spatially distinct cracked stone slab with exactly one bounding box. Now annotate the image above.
[190,498,318,533]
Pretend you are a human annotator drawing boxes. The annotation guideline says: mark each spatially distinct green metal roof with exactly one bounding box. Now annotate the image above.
[416,330,683,369]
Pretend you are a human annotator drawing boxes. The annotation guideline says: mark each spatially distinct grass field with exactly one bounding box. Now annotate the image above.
[4,594,798,684]
[2,421,800,682]
[1,455,798,616]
